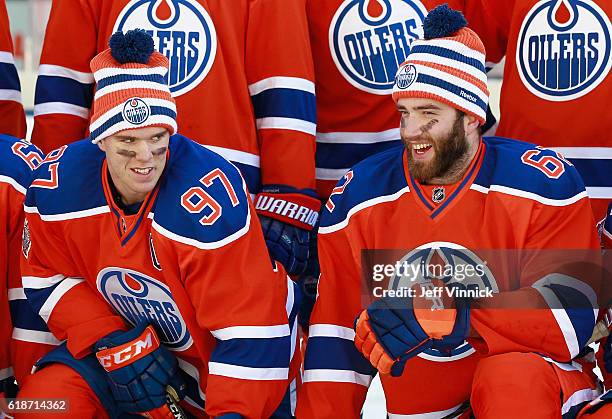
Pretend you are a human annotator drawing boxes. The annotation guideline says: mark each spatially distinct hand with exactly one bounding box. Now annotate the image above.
[95,322,186,416]
[255,185,321,276]
[354,284,470,376]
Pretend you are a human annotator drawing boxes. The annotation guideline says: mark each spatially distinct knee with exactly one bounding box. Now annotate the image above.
[16,364,106,419]
[473,352,558,395]
[471,353,561,419]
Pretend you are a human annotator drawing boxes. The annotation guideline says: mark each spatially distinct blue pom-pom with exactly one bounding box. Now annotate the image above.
[423,4,467,40]
[109,29,154,64]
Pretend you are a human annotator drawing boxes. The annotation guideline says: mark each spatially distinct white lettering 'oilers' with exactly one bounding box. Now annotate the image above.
[255,195,319,228]
[516,0,612,101]
[329,0,428,95]
[389,242,497,361]
[114,0,217,97]
[96,267,193,351]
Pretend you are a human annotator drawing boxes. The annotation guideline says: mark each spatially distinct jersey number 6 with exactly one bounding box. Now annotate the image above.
[520,147,570,179]
[181,168,239,225]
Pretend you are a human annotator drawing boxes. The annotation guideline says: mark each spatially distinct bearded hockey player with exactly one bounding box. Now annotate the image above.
[17,30,299,418]
[297,6,603,418]
[0,0,26,138]
[0,135,44,413]
[31,0,320,278]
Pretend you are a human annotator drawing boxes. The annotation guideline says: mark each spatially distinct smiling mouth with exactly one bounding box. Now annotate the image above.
[131,167,153,175]
[412,143,433,155]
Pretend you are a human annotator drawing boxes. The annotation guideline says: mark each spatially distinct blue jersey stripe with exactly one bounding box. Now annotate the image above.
[24,282,61,315]
[304,336,376,375]
[569,158,612,188]
[9,299,49,332]
[211,336,290,369]
[0,62,20,91]
[34,75,94,107]
[547,283,596,349]
[251,88,316,123]
[316,140,402,170]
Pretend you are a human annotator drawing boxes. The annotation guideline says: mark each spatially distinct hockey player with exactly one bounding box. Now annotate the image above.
[31,0,319,278]
[0,135,44,413]
[306,0,503,198]
[298,0,504,330]
[0,0,26,138]
[477,0,611,220]
[297,6,602,418]
[16,30,299,418]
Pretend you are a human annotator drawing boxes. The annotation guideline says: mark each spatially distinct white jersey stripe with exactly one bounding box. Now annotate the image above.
[208,362,288,381]
[302,369,372,387]
[34,102,90,119]
[256,117,316,136]
[37,64,94,84]
[248,76,315,96]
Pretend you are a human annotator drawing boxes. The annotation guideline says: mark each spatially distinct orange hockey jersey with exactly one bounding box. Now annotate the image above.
[298,137,600,417]
[32,0,316,193]
[479,0,612,220]
[0,1,26,138]
[0,135,43,387]
[306,0,504,197]
[20,135,298,417]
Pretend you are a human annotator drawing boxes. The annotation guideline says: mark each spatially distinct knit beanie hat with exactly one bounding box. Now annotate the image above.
[89,29,177,143]
[392,4,489,125]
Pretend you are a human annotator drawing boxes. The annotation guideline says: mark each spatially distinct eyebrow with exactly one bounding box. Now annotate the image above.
[396,104,442,112]
[114,130,167,141]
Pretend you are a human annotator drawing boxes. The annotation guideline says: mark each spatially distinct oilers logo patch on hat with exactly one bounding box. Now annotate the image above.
[395,63,418,89]
[114,0,217,97]
[122,98,151,125]
[517,0,611,101]
[329,0,427,95]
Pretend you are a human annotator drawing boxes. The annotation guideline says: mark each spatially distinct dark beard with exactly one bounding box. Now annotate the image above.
[405,113,469,184]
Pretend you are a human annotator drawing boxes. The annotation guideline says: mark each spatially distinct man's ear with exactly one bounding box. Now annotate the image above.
[464,114,480,136]
[97,139,107,152]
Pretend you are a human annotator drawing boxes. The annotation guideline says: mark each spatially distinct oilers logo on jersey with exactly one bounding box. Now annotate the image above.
[387,242,498,360]
[122,98,150,125]
[114,0,217,97]
[329,0,427,94]
[96,267,193,351]
[517,0,612,101]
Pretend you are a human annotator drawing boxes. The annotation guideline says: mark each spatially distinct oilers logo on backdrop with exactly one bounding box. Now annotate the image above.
[330,0,427,94]
[389,242,498,360]
[517,0,611,101]
[97,267,192,351]
[122,98,150,125]
[114,0,217,97]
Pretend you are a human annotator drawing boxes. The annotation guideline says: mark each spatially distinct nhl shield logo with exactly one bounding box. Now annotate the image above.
[432,186,445,203]
[115,0,217,97]
[122,98,151,125]
[517,0,612,101]
[395,63,417,89]
[330,0,427,94]
[97,267,193,351]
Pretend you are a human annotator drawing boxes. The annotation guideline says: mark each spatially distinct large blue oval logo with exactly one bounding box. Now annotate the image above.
[516,0,611,101]
[114,0,217,97]
[329,0,427,94]
[97,267,193,351]
[389,242,498,360]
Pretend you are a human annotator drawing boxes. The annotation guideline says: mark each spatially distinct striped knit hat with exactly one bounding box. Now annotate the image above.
[89,29,177,143]
[392,5,488,125]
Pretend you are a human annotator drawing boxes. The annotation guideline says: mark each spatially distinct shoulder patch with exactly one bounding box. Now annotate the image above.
[321,144,407,229]
[153,135,251,248]
[25,139,107,215]
[0,135,45,193]
[476,137,587,202]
